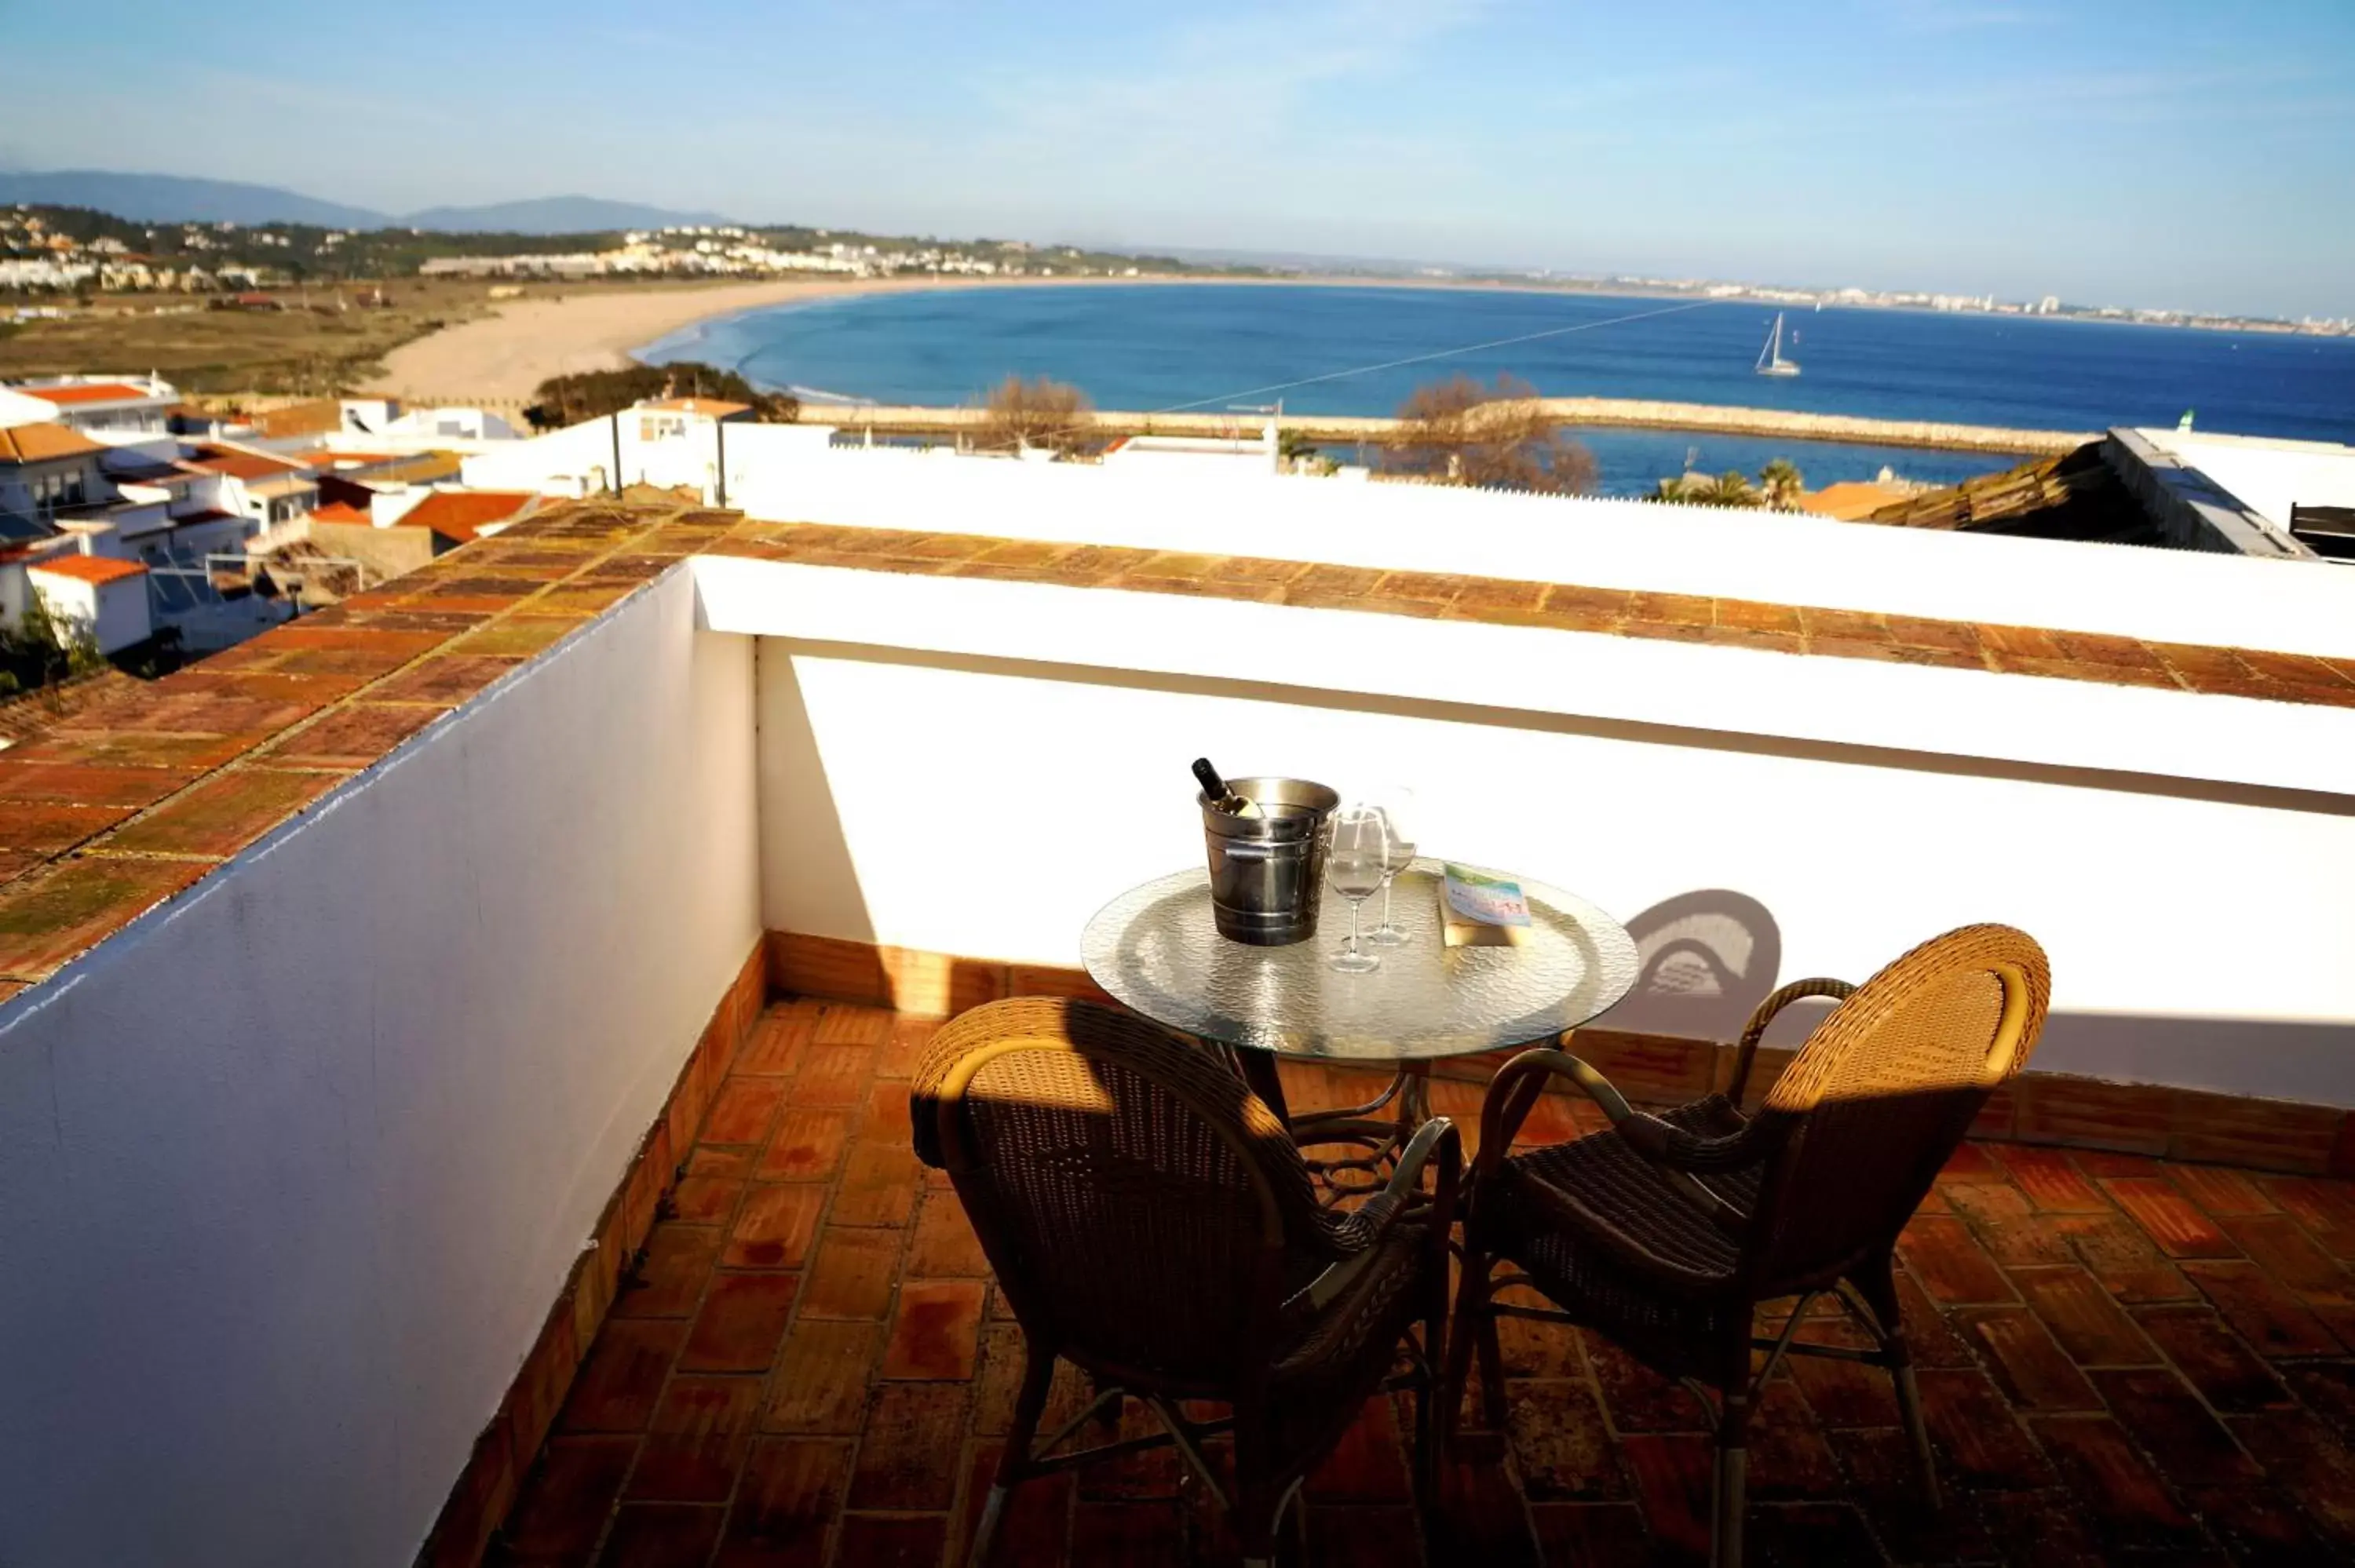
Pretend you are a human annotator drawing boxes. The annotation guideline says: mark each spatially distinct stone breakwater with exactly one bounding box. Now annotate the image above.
[794,398,2088,455]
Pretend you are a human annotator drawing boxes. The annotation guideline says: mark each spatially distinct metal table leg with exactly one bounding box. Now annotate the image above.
[1232,1049,1291,1127]
[1290,1061,1432,1203]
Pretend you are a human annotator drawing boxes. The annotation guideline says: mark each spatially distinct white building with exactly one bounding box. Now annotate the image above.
[1100,426,1280,476]
[25,552,152,654]
[0,374,180,436]
[462,400,834,501]
[2107,428,2355,561]
[178,441,320,530]
[0,421,108,536]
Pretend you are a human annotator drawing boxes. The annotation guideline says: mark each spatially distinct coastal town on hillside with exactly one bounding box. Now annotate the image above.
[7,202,2350,337]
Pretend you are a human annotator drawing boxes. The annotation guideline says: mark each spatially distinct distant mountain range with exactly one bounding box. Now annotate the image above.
[0,170,734,235]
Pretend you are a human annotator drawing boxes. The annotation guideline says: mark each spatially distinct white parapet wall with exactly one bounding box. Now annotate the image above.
[696,556,2355,1108]
[0,573,758,1566]
[469,416,2355,660]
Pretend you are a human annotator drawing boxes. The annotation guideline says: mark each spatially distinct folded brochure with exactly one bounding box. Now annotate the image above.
[1440,862,1532,948]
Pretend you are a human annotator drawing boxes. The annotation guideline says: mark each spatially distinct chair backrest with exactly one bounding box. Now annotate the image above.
[1741,924,2048,1290]
[911,997,1331,1391]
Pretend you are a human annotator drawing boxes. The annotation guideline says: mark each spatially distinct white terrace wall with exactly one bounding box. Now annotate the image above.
[0,571,758,1566]
[699,558,2355,1109]
[467,419,2355,660]
[726,441,2355,659]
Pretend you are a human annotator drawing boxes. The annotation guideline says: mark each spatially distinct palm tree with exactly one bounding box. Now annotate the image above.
[1758,458,1805,509]
[1651,470,1764,509]
[1704,470,1763,508]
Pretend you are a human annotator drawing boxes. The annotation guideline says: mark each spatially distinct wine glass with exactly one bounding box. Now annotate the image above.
[1365,786,1419,947]
[1325,806,1387,973]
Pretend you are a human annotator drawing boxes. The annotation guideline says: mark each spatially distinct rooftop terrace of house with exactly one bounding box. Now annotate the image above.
[0,485,2350,1563]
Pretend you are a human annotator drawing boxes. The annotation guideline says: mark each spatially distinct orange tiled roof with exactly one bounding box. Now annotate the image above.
[308,501,374,527]
[27,554,148,585]
[16,382,155,407]
[298,450,403,469]
[183,444,309,481]
[1799,480,1909,520]
[250,399,344,439]
[397,490,535,543]
[0,422,105,465]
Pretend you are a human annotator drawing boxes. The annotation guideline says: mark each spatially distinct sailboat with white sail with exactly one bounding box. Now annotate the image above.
[1754,312,1801,377]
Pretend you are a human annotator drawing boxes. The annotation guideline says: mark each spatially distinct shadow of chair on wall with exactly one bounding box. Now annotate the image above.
[1601,888,1787,1048]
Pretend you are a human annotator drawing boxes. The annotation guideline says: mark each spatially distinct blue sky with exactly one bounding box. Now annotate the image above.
[4,0,2350,316]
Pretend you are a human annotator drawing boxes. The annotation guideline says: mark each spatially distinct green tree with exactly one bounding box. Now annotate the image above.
[0,589,105,697]
[523,361,798,430]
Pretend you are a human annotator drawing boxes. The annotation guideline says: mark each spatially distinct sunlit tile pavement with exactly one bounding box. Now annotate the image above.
[488,1000,2355,1566]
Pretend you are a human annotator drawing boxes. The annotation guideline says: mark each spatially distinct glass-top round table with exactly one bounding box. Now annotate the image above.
[1082,860,1638,1174]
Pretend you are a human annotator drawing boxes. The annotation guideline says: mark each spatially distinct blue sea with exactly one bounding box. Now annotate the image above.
[640,284,2355,496]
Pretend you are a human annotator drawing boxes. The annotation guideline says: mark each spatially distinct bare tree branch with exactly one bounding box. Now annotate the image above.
[1382,374,1595,494]
[976,375,1094,455]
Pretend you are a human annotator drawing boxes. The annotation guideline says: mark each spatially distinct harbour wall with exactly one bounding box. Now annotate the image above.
[791,398,2086,456]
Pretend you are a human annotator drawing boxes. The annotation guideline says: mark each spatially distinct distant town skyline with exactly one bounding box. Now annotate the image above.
[4,0,2350,320]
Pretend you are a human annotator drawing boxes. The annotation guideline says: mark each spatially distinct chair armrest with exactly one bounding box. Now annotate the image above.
[1478,1048,1754,1232]
[1615,1110,1768,1173]
[1304,1117,1460,1311]
[1478,1048,1634,1179]
[1725,979,1856,1107]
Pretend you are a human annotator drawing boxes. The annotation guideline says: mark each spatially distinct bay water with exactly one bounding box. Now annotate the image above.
[641,283,2355,496]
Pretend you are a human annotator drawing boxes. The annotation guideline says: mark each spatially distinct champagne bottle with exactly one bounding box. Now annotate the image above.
[1192,757,1262,819]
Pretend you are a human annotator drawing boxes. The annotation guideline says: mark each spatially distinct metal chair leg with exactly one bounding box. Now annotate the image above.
[1417,1260,1447,1504]
[1235,1478,1282,1568]
[968,1486,1010,1568]
[1848,1258,1942,1509]
[1893,1362,1941,1511]
[970,1340,1055,1568]
[1441,1247,1495,1440]
[1475,1297,1507,1431]
[1711,1389,1751,1568]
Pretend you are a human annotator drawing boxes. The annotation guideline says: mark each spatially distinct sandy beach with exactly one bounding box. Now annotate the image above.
[368,275,1193,403]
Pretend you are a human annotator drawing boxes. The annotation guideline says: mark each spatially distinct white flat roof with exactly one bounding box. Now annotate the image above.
[2130,428,2355,534]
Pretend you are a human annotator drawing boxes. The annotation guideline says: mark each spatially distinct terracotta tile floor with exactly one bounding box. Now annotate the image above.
[489,1001,2355,1566]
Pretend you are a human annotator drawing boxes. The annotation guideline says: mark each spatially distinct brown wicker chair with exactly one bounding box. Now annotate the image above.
[912,997,1460,1567]
[1445,924,2050,1568]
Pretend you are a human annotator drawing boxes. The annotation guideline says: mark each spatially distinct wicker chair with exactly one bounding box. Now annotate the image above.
[1445,924,2050,1568]
[912,997,1460,1567]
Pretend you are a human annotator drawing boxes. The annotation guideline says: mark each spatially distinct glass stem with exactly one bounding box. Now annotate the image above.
[1349,899,1363,955]
[1380,877,1393,928]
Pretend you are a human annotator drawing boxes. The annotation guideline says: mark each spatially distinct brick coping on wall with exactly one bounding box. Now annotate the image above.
[3,497,2353,1001]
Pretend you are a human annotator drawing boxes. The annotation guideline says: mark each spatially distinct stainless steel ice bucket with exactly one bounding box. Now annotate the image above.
[1199,776,1340,946]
